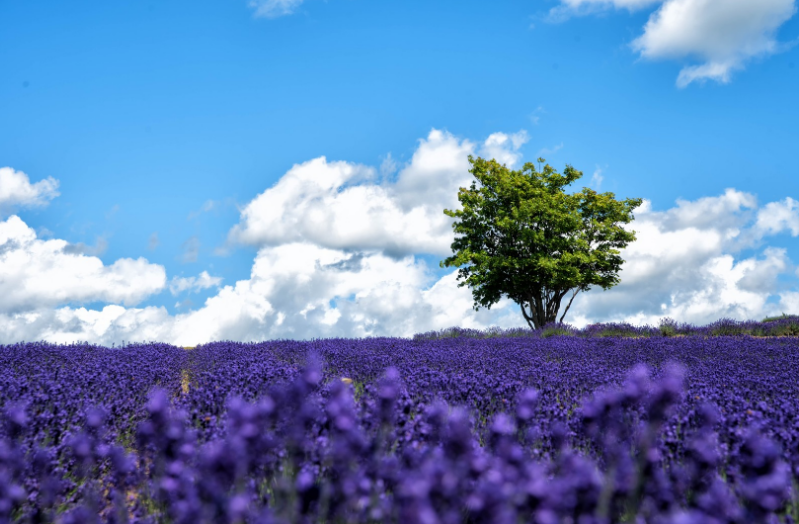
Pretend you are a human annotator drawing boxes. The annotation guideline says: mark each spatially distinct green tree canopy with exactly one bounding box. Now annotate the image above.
[440,156,643,330]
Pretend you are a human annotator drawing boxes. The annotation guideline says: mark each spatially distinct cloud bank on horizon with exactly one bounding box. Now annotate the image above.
[1,129,798,346]
[553,0,797,86]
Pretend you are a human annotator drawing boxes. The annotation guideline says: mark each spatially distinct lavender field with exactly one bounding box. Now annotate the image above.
[2,318,799,523]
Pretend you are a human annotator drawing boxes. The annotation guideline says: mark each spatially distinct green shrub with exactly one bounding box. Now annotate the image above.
[659,318,678,337]
[762,313,790,323]
[769,322,799,337]
[541,327,574,338]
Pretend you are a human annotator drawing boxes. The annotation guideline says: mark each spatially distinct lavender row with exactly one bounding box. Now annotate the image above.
[413,315,799,340]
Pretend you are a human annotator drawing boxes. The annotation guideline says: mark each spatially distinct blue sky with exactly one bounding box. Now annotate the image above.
[1,0,798,345]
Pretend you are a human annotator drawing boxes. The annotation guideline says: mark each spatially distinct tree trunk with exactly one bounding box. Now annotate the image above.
[520,298,553,331]
[520,288,578,331]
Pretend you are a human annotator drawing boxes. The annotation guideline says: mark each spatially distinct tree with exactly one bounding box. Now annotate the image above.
[440,156,643,330]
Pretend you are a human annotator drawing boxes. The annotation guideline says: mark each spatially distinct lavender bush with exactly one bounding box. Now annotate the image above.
[1,328,799,523]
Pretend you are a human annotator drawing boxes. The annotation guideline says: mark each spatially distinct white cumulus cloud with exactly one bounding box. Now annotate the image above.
[0,215,166,314]
[553,0,797,86]
[0,167,60,217]
[227,128,527,258]
[0,242,522,346]
[479,131,529,168]
[633,0,797,87]
[568,190,799,326]
[755,197,799,236]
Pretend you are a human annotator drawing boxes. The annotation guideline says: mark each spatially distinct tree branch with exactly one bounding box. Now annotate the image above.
[519,301,535,330]
[558,289,580,324]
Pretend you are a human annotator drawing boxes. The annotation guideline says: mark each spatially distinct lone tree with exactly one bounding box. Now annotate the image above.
[440,156,642,330]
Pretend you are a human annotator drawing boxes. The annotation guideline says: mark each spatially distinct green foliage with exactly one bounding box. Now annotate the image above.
[659,318,678,337]
[541,326,574,338]
[596,328,643,338]
[763,313,792,323]
[770,322,799,337]
[440,156,642,330]
[709,320,747,337]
